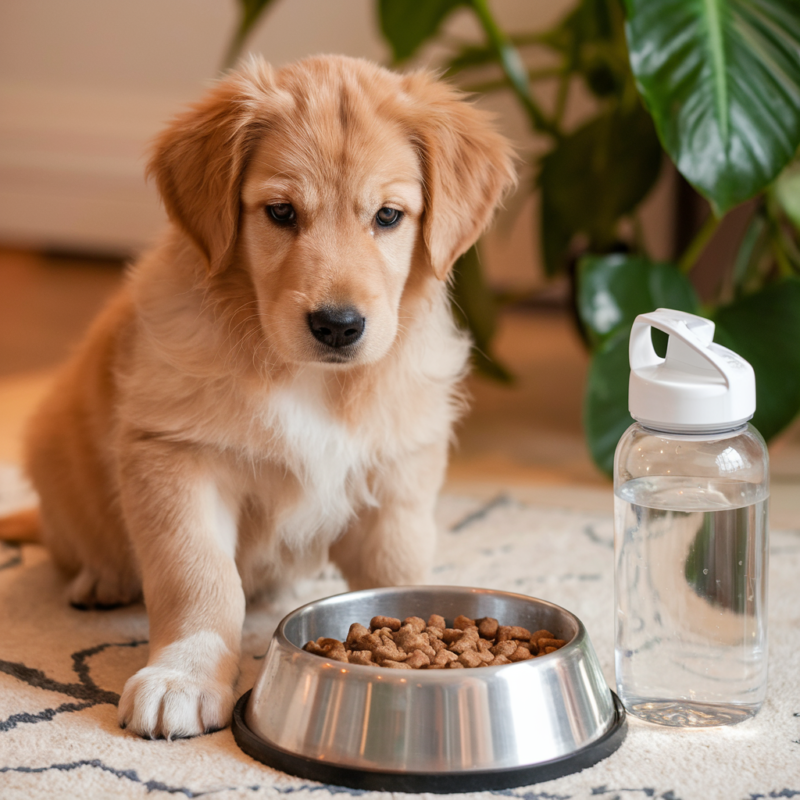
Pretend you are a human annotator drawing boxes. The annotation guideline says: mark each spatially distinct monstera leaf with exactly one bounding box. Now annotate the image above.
[625,0,800,216]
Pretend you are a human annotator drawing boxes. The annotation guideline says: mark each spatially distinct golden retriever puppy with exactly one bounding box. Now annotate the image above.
[1,55,515,739]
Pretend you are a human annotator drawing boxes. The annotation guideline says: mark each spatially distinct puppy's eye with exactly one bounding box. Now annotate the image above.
[267,204,296,224]
[375,207,402,228]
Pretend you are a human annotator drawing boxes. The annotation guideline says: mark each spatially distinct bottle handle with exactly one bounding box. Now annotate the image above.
[630,309,732,388]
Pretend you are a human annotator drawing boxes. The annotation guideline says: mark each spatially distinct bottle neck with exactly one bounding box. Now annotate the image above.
[636,421,749,437]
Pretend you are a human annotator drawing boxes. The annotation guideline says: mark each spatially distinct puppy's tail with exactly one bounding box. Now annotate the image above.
[0,508,41,543]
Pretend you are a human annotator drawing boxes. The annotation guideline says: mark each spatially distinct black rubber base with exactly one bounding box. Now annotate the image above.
[231,689,627,793]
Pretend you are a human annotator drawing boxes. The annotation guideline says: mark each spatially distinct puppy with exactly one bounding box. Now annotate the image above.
[0,55,516,739]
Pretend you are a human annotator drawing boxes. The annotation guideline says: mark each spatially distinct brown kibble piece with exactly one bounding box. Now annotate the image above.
[491,640,518,658]
[395,625,425,648]
[508,626,532,640]
[425,626,445,639]
[405,649,431,669]
[370,616,401,632]
[375,643,407,662]
[453,615,475,630]
[348,650,374,666]
[538,638,567,649]
[477,617,499,640]
[489,654,511,666]
[346,623,369,648]
[449,629,479,654]
[434,649,458,666]
[508,644,533,662]
[428,614,446,630]
[402,616,426,633]
[496,626,513,642]
[442,628,462,644]
[352,632,381,652]
[447,661,465,669]
[382,660,413,669]
[530,629,555,644]
[544,646,558,654]
[316,638,348,662]
[458,651,483,668]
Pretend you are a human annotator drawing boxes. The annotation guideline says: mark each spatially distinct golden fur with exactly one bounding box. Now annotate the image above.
[0,55,516,739]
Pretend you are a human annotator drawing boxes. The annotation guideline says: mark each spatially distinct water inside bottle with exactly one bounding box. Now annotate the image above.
[614,476,768,727]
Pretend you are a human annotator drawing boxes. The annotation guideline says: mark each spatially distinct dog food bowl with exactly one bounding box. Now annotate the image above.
[232,586,626,792]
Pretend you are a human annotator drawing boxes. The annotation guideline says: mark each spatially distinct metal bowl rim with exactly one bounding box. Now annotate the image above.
[273,585,587,677]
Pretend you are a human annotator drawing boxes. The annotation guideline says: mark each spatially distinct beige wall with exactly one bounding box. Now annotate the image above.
[0,0,673,289]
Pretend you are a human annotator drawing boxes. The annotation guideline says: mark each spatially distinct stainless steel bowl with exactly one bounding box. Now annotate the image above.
[233,586,625,792]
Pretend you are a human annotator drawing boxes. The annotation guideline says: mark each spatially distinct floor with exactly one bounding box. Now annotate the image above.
[0,247,798,526]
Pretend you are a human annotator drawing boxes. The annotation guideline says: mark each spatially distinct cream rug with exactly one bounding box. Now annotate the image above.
[1,463,799,800]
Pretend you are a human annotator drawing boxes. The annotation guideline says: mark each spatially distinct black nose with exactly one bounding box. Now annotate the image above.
[308,307,365,349]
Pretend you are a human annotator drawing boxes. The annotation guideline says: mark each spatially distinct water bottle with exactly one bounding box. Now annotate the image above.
[614,309,769,727]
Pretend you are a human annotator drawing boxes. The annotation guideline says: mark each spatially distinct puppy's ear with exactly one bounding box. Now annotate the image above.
[147,61,276,274]
[403,73,518,281]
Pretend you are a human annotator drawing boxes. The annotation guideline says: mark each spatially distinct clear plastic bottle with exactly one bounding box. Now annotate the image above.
[614,310,769,727]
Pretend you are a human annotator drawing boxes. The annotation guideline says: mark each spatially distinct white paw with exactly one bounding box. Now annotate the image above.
[118,664,235,739]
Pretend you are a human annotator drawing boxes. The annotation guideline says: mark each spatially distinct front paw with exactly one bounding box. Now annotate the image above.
[118,665,235,739]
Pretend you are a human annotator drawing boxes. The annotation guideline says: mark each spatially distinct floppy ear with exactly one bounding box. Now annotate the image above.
[402,73,518,281]
[147,61,276,274]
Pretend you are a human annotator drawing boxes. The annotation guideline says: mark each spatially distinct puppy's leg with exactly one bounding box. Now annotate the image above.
[116,440,244,739]
[331,441,447,589]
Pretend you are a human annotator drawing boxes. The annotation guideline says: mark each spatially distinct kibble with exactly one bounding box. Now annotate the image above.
[302,614,568,669]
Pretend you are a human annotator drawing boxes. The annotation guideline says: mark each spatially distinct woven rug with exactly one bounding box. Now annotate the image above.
[1,463,798,800]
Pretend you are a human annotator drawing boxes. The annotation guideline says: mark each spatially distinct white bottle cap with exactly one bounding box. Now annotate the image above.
[629,308,755,433]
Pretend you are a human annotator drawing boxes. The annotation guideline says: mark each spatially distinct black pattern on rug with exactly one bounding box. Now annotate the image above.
[0,640,147,732]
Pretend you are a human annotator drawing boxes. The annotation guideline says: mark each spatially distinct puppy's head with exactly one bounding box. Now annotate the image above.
[149,55,516,367]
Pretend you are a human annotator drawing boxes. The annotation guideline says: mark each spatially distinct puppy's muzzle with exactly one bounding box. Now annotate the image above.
[308,306,365,350]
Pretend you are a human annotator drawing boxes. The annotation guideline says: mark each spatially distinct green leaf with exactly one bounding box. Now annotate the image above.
[577,254,700,474]
[450,245,513,383]
[378,0,465,63]
[577,254,700,346]
[223,0,280,70]
[625,0,800,216]
[773,160,800,232]
[584,329,635,476]
[538,103,663,275]
[557,0,631,99]
[712,278,800,440]
[732,210,769,291]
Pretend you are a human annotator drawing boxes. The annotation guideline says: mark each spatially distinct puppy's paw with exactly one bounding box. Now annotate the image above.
[118,665,235,739]
[68,565,141,610]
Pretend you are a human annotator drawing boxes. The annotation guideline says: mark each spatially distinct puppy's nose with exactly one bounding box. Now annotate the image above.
[308,307,365,348]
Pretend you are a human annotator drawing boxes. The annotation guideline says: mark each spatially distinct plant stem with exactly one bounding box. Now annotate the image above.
[468,0,560,138]
[678,213,721,274]
[772,237,795,277]
[463,67,564,95]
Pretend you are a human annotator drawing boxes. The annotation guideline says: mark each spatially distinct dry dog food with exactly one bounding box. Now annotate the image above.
[302,614,568,669]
